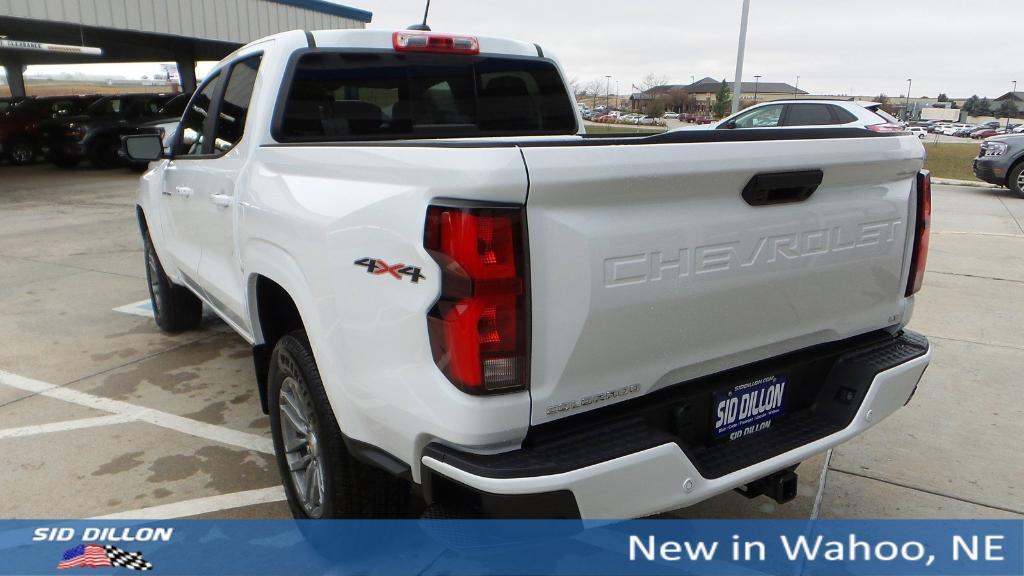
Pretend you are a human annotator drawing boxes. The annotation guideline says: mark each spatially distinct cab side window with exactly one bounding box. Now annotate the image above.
[213,55,262,154]
[178,73,222,156]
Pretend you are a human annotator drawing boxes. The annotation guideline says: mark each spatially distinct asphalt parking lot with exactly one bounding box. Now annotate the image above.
[0,165,1022,520]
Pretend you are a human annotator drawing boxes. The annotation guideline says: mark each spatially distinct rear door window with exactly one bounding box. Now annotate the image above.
[276,51,577,141]
[784,104,835,126]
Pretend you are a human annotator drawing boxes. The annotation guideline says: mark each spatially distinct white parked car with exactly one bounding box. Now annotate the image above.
[663,111,680,119]
[125,28,931,520]
[906,127,928,139]
[679,100,908,132]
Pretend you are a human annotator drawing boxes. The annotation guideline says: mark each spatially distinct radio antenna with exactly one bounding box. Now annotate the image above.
[407,0,432,31]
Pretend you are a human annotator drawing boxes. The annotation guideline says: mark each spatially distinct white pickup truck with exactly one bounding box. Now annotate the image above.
[125,28,932,519]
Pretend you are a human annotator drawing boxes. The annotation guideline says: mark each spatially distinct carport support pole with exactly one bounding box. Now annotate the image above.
[3,57,26,98]
[731,0,751,115]
[175,51,197,94]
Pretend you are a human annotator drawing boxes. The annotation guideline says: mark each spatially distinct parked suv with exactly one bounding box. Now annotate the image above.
[0,95,97,165]
[41,92,175,168]
[685,100,905,132]
[974,134,1024,197]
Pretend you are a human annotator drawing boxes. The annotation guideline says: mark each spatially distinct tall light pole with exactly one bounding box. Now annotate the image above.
[605,75,611,109]
[794,75,799,98]
[731,0,751,114]
[753,75,761,104]
[1008,80,1018,129]
[905,78,912,121]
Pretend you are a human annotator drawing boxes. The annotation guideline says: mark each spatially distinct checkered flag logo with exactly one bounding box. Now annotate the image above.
[58,544,153,571]
[105,545,153,571]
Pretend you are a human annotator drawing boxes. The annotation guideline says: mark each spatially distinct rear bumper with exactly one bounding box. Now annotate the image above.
[421,330,929,519]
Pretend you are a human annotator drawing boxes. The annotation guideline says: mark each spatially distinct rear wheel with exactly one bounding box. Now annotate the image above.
[142,230,203,332]
[269,330,410,518]
[7,138,36,165]
[1009,162,1024,198]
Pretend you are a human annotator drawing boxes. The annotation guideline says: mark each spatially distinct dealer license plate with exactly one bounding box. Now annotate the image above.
[712,375,787,440]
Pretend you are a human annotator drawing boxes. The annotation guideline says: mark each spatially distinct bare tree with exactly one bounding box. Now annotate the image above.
[568,76,582,99]
[666,89,691,112]
[636,73,670,94]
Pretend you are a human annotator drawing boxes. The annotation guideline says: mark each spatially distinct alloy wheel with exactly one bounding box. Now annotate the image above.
[278,369,326,518]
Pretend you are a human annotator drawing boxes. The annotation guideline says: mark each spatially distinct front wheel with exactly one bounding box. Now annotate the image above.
[1009,162,1024,198]
[7,138,36,165]
[142,230,202,332]
[268,331,410,518]
[89,137,120,168]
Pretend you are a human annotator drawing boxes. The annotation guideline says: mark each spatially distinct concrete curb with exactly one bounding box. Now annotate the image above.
[932,177,1000,188]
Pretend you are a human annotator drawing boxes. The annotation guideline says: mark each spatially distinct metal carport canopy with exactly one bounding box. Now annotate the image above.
[0,0,372,95]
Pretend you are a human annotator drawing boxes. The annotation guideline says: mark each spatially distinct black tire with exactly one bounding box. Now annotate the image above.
[1009,162,1024,198]
[269,330,410,519]
[88,136,120,168]
[7,138,36,165]
[51,154,81,169]
[142,229,203,333]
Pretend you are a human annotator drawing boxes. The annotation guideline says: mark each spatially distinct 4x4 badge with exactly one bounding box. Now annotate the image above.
[353,258,425,284]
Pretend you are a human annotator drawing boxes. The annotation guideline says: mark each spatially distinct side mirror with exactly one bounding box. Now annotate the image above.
[122,134,163,162]
[721,121,737,129]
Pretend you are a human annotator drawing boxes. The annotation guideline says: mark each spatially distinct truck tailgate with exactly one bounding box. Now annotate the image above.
[523,135,924,425]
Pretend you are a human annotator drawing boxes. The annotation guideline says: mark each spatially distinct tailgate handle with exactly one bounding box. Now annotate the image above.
[742,170,823,206]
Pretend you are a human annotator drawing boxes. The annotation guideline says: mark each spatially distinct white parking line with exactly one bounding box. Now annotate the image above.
[0,414,135,440]
[0,371,274,454]
[112,299,155,318]
[91,486,287,520]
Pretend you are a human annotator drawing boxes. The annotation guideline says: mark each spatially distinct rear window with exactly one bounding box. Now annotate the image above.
[275,51,577,141]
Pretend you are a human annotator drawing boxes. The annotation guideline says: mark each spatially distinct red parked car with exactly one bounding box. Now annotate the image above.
[970,129,1000,139]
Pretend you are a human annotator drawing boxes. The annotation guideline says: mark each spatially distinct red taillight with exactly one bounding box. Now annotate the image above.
[393,31,480,55]
[866,123,907,133]
[906,170,931,296]
[425,203,528,394]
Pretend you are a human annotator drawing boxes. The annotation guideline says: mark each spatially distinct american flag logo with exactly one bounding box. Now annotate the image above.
[57,544,153,571]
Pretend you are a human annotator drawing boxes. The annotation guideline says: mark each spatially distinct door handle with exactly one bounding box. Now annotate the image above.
[741,170,823,206]
[210,193,233,207]
[175,186,193,198]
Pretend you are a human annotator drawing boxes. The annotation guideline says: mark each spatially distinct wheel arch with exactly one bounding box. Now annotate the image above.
[1007,154,1024,189]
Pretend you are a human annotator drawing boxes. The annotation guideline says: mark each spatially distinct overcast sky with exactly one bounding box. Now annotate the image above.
[27,0,1022,99]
